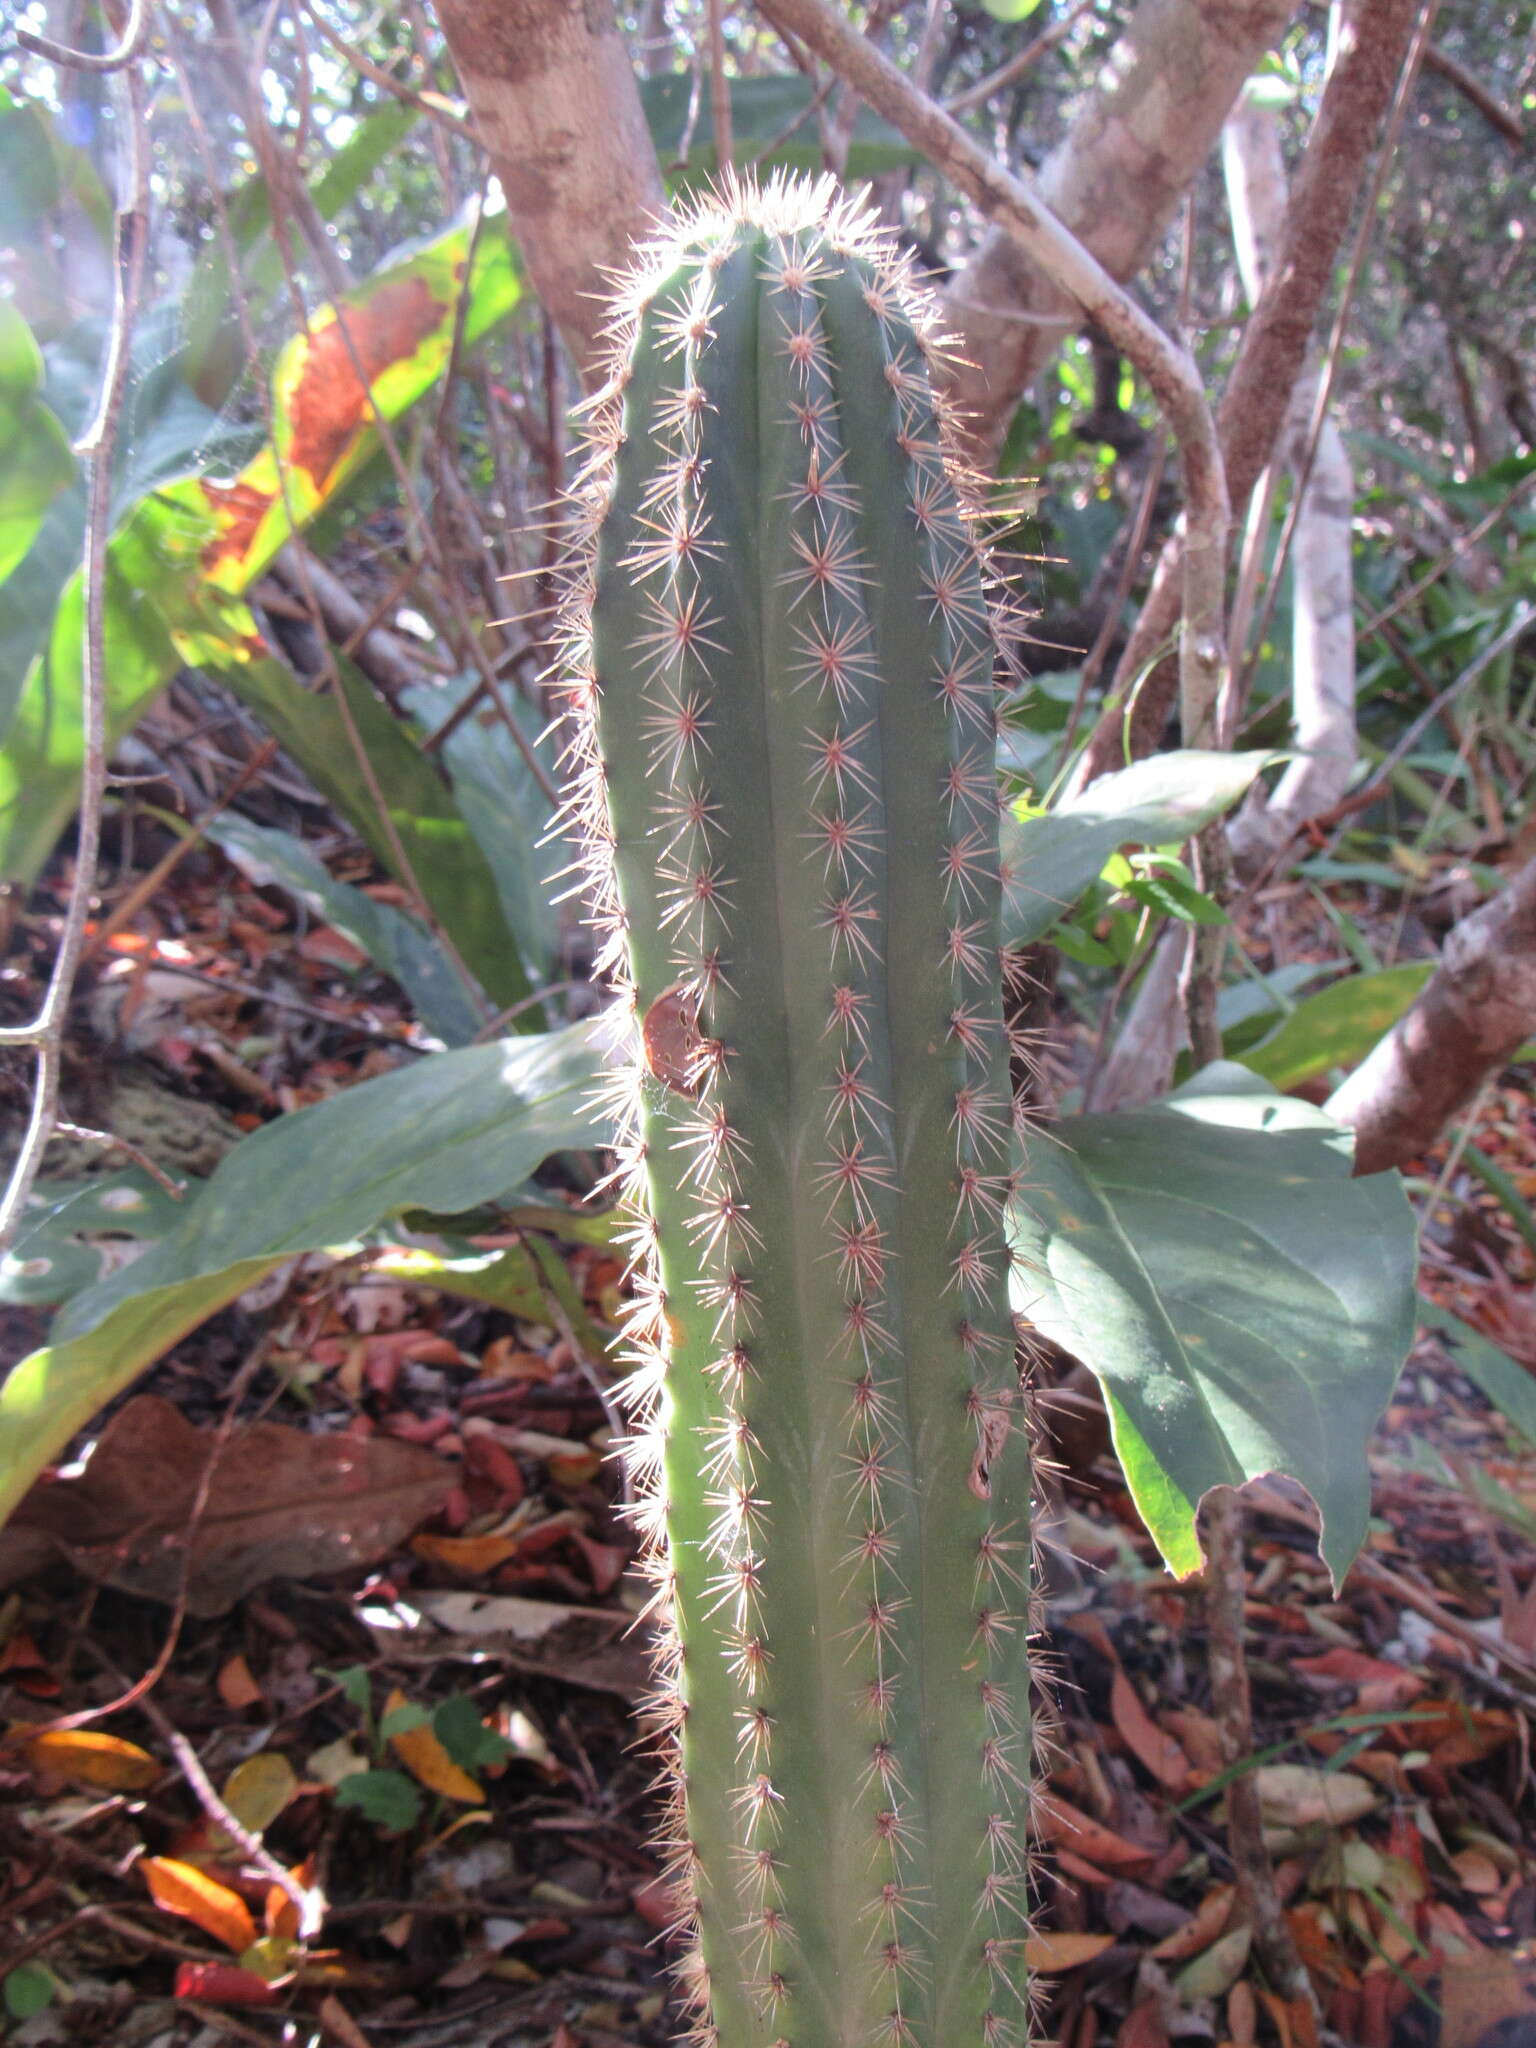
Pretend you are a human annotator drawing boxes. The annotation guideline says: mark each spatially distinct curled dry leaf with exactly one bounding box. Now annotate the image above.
[0,1394,453,1615]
[143,1856,259,1954]
[384,1687,484,1804]
[1024,1931,1117,1973]
[21,1728,160,1792]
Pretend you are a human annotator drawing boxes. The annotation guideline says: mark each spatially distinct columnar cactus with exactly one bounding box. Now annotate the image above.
[558,176,1033,2048]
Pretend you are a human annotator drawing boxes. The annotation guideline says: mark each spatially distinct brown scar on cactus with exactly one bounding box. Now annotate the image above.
[555,172,1042,2048]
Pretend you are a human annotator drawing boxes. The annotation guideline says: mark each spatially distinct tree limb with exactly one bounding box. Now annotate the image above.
[433,0,666,387]
[939,0,1295,462]
[754,0,1229,753]
[1077,0,1425,787]
[1328,851,1536,1177]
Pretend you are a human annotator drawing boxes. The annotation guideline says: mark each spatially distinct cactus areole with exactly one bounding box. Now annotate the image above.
[558,177,1033,2048]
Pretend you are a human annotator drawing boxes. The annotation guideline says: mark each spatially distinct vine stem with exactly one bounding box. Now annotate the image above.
[0,53,150,1256]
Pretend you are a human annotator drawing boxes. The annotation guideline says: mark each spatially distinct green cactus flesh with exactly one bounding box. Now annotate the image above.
[561,177,1032,2048]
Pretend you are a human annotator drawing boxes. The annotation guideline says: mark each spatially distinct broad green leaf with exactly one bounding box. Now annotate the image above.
[1009,1063,1416,1585]
[1,1168,192,1308]
[373,1240,548,1320]
[404,679,561,987]
[0,305,75,585]
[1416,1298,1536,1448]
[0,218,522,883]
[221,651,527,1012]
[980,0,1043,18]
[642,73,920,180]
[335,1768,423,1833]
[209,814,486,1046]
[1241,963,1432,1091]
[0,1019,605,1528]
[1002,750,1273,945]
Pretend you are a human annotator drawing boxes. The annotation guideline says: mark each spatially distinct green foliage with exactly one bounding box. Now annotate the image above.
[0,305,75,585]
[0,1019,604,1528]
[0,213,522,884]
[1001,749,1273,946]
[335,1769,423,1833]
[1239,963,1432,1092]
[1010,1064,1417,1585]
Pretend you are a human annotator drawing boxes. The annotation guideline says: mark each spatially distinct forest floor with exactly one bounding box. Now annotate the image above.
[2,841,1535,2048]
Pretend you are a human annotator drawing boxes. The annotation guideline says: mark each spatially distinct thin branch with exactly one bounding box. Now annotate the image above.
[298,0,477,139]
[16,0,151,72]
[1077,0,1428,788]
[754,0,1229,744]
[943,0,1097,117]
[1422,38,1526,146]
[0,56,151,1256]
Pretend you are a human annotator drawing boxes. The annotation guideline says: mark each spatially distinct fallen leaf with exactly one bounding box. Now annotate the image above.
[220,1752,299,1836]
[1025,1931,1116,1972]
[1110,1669,1193,1790]
[1175,1923,1252,2003]
[0,1395,453,1614]
[22,1728,160,1791]
[1439,1950,1536,2048]
[174,1962,279,2007]
[1151,1884,1235,1962]
[1035,1794,1156,1869]
[1292,1648,1424,1712]
[143,1857,258,1953]
[385,1688,484,1804]
[1251,1765,1377,1829]
[411,1531,521,1576]
[317,1993,373,2047]
[217,1654,264,1710]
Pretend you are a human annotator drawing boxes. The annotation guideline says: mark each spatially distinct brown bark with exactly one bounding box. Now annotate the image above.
[940,0,1294,462]
[434,0,665,388]
[1077,0,1421,787]
[1328,857,1536,1176]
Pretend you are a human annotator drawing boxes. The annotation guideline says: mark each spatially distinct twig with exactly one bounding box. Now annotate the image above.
[88,738,282,954]
[1076,0,1428,788]
[16,0,151,71]
[754,0,1228,739]
[298,0,476,138]
[1203,1488,1320,2013]
[943,0,1097,116]
[1231,2,1439,716]
[1422,39,1526,145]
[0,54,150,1259]
[51,1123,188,1198]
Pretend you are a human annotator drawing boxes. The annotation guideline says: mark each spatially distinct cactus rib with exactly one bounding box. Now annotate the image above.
[558,174,1034,2048]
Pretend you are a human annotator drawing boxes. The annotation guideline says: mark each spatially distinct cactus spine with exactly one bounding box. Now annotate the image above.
[559,176,1033,2048]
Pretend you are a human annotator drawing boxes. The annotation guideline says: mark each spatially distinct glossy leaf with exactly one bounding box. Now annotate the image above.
[0,1018,605,1528]
[1240,962,1433,1091]
[0,305,75,585]
[1001,750,1273,946]
[1010,1062,1416,1585]
[142,1858,259,1955]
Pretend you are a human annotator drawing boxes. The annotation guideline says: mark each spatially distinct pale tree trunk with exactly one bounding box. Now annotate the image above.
[433,0,666,388]
[1221,89,1358,863]
[1329,857,1536,1176]
[941,0,1294,461]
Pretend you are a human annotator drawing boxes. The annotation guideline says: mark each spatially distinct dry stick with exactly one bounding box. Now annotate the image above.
[1422,38,1526,146]
[942,0,1098,117]
[0,53,150,1259]
[50,1122,188,1198]
[753,0,1229,741]
[88,738,282,953]
[298,0,477,138]
[706,0,734,168]
[1077,0,1428,789]
[1202,1488,1318,2014]
[16,0,151,69]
